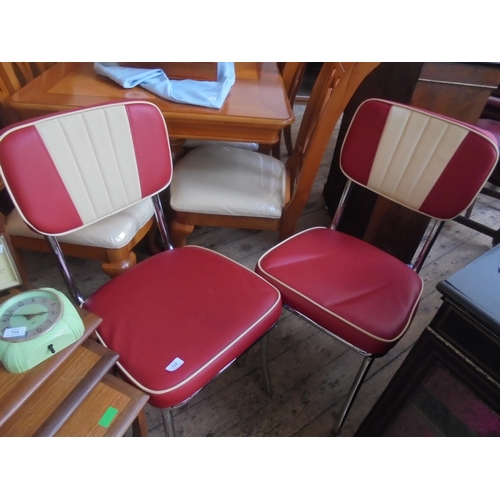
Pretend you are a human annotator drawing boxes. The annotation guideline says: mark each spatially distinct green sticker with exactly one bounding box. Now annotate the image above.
[98,406,119,428]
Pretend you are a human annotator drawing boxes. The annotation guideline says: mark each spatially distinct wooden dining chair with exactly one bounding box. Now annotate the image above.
[0,62,156,277]
[256,98,499,434]
[0,101,282,437]
[273,62,307,158]
[0,62,56,126]
[0,74,12,128]
[170,62,380,247]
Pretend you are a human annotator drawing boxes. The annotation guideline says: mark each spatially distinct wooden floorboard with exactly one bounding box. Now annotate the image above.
[20,104,500,437]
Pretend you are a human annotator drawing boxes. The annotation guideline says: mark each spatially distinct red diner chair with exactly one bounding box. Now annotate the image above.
[256,99,499,434]
[0,101,282,437]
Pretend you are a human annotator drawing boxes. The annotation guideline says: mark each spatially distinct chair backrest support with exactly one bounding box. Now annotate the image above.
[280,62,306,105]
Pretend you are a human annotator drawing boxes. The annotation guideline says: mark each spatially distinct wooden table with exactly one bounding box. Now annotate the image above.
[7,62,294,145]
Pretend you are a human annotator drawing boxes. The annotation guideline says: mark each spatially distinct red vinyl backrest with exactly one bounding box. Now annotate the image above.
[340,99,499,220]
[0,101,173,235]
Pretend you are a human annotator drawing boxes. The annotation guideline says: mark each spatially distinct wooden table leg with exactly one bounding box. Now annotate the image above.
[132,408,148,437]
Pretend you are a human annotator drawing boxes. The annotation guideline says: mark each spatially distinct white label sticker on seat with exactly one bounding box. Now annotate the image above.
[166,357,184,372]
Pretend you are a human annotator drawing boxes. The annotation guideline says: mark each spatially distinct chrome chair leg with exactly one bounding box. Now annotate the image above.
[464,202,475,219]
[261,334,273,397]
[333,356,374,434]
[161,409,176,437]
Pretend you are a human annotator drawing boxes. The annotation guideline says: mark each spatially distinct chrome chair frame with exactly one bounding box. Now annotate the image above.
[285,177,458,434]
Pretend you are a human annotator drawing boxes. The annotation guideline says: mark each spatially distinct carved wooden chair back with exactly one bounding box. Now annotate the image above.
[279,62,380,239]
[0,63,55,125]
[275,62,307,158]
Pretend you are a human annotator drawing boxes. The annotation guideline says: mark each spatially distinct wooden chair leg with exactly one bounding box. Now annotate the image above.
[258,144,273,156]
[279,201,307,242]
[132,408,149,437]
[271,141,281,160]
[170,218,195,247]
[102,249,137,277]
[278,214,299,242]
[271,134,282,160]
[147,222,163,255]
[284,125,294,157]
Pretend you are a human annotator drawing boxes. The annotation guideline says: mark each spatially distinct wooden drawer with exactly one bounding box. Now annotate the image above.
[0,340,118,436]
[55,373,149,437]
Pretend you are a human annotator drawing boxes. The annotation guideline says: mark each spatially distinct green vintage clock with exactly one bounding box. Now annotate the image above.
[0,288,84,373]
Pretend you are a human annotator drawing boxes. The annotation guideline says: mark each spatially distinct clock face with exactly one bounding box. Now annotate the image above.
[0,289,63,342]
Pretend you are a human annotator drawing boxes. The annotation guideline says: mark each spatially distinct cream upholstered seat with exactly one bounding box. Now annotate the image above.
[5,199,154,247]
[182,140,259,152]
[171,145,285,219]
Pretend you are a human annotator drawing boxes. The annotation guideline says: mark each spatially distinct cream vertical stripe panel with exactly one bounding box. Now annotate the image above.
[367,106,468,210]
[35,106,142,225]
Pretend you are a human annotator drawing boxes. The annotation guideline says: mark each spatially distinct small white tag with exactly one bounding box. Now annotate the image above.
[166,357,184,372]
[3,326,27,339]
[0,244,4,253]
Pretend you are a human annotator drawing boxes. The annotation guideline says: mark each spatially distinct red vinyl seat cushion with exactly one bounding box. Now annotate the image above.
[84,245,281,408]
[256,227,423,356]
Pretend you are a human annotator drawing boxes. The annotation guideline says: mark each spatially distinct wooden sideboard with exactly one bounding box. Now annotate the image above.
[323,62,500,264]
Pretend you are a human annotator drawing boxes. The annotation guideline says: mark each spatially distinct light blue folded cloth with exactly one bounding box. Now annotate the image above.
[94,62,235,109]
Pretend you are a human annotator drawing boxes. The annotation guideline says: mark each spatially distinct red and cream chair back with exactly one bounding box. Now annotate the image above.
[340,98,498,220]
[0,101,172,236]
[256,98,499,435]
[0,98,169,277]
[0,102,282,437]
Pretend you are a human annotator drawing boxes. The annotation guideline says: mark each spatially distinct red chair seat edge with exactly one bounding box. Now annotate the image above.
[256,227,423,356]
[84,245,282,408]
